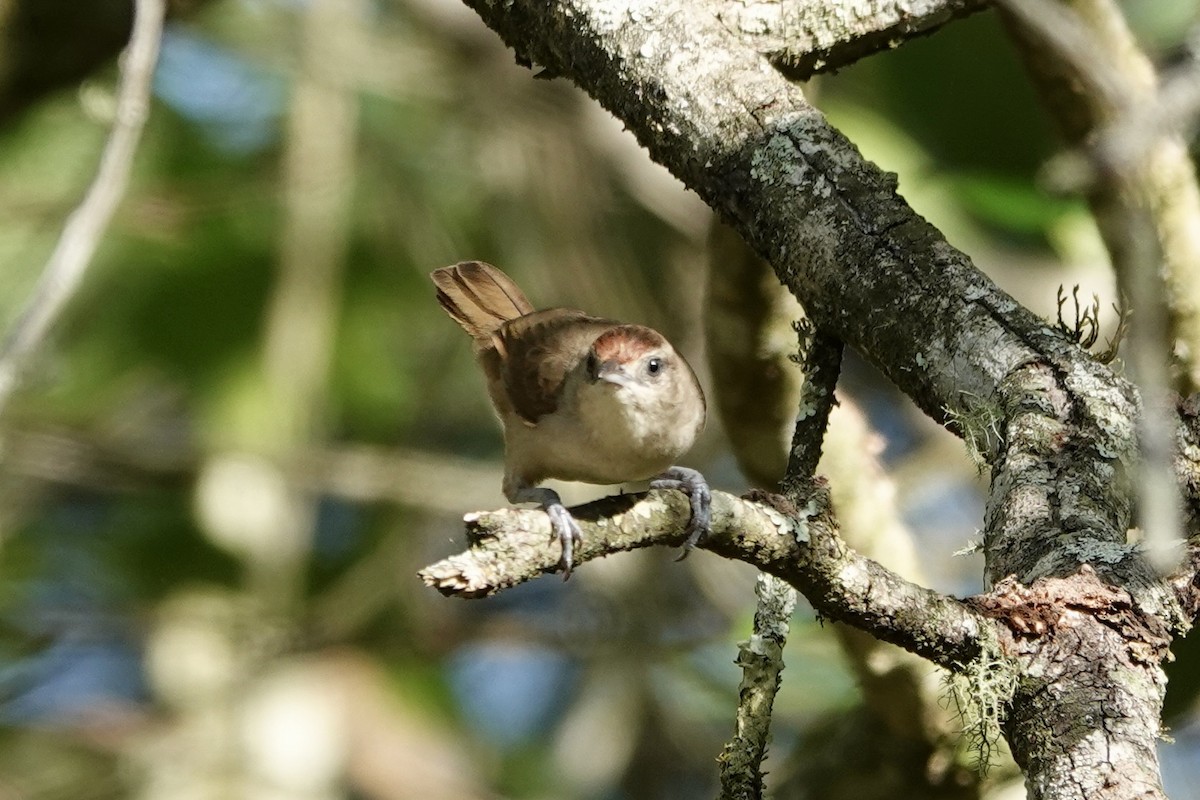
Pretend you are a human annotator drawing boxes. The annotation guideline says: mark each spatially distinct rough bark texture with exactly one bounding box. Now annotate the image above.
[704,228,986,795]
[717,572,797,800]
[420,484,989,670]
[428,0,1198,796]
[973,569,1170,799]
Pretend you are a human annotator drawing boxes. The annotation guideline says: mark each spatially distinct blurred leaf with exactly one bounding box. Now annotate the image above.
[948,172,1081,241]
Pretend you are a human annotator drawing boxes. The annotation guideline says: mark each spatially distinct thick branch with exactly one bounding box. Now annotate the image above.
[419,486,989,671]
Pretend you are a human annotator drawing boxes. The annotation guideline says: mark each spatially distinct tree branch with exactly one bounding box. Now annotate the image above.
[0,0,165,419]
[419,486,990,671]
[717,571,798,800]
[700,226,982,793]
[715,302,842,798]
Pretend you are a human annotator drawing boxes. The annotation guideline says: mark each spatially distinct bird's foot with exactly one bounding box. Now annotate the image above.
[544,502,584,579]
[507,483,585,579]
[650,466,711,560]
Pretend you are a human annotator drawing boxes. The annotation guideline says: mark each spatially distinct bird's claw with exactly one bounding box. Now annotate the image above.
[545,502,584,579]
[650,466,711,560]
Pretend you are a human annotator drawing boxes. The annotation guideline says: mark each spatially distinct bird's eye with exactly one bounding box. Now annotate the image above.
[646,357,663,376]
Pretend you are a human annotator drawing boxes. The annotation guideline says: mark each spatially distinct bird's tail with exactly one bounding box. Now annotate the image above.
[430,261,535,341]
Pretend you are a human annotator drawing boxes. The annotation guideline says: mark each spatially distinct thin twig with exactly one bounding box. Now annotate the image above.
[717,327,843,800]
[783,328,843,481]
[717,572,798,800]
[0,0,166,418]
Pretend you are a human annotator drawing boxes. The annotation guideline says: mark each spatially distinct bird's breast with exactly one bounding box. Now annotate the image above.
[501,368,704,486]
[561,381,700,482]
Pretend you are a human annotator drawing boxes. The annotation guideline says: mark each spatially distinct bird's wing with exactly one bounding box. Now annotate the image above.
[494,309,616,423]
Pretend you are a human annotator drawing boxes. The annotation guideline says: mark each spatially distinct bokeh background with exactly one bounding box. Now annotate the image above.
[0,0,1197,797]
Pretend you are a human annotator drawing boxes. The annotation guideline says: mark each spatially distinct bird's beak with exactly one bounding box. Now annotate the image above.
[592,359,630,387]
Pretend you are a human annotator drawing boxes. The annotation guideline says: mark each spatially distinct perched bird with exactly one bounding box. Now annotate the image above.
[431,261,710,576]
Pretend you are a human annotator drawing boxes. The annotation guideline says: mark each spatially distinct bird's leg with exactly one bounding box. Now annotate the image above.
[506,481,584,579]
[650,466,712,559]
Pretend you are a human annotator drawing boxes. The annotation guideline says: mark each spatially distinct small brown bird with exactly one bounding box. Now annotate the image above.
[432,261,710,576]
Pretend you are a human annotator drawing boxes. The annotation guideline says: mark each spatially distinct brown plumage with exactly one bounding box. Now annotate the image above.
[431,260,710,577]
[431,260,535,340]
[434,262,625,424]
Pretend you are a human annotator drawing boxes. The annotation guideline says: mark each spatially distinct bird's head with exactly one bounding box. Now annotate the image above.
[586,325,675,391]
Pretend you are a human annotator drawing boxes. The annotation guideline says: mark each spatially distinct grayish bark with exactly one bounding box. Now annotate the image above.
[717,572,797,800]
[419,485,989,671]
